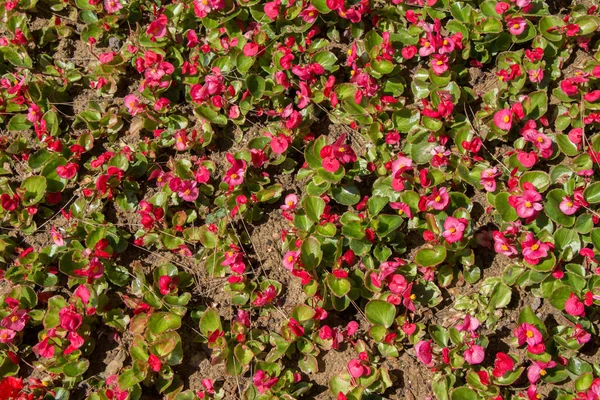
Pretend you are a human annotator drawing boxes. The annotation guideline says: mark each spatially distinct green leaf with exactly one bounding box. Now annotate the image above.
[376,214,403,238]
[584,182,600,204]
[415,246,447,267]
[451,386,477,400]
[549,286,573,311]
[518,306,546,335]
[495,192,518,222]
[200,308,221,336]
[327,274,351,297]
[21,176,47,206]
[8,114,32,131]
[519,171,550,192]
[149,312,182,334]
[365,299,396,328]
[246,75,265,98]
[393,109,420,133]
[331,183,361,205]
[303,195,325,222]
[300,236,322,270]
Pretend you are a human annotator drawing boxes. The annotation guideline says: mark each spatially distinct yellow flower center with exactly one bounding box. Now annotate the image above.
[435,196,441,202]
[449,228,456,233]
[501,245,508,251]
[503,115,510,123]
[410,294,416,300]
[513,23,520,29]
[231,173,238,179]
[10,316,18,323]
[525,201,532,208]
[531,244,539,251]
[526,330,534,338]
[436,60,443,66]
[540,369,546,376]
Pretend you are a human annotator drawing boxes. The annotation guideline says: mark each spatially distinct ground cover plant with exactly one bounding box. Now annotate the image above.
[1,0,600,398]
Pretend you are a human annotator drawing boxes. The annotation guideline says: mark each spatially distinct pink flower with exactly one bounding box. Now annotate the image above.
[27,104,42,123]
[573,324,591,344]
[280,194,298,211]
[0,329,16,344]
[1,309,29,332]
[174,130,188,151]
[243,42,260,57]
[493,232,518,257]
[253,285,277,306]
[98,52,115,64]
[390,202,412,218]
[464,344,485,365]
[253,370,278,394]
[415,340,434,366]
[456,315,480,332]
[426,187,449,210]
[51,227,64,246]
[521,233,551,265]
[264,0,280,20]
[515,323,544,352]
[299,5,319,23]
[33,336,55,358]
[508,186,542,219]
[347,353,371,378]
[56,163,78,179]
[124,94,144,116]
[270,134,290,154]
[507,17,527,35]
[223,154,246,187]
[104,0,123,13]
[565,293,585,317]
[322,156,340,172]
[528,68,544,83]
[431,54,449,75]
[494,109,513,130]
[147,14,168,39]
[492,352,515,377]
[527,360,556,384]
[148,354,162,372]
[401,46,417,59]
[177,180,198,202]
[559,196,579,215]
[442,217,467,244]
[389,274,408,294]
[59,307,82,331]
[480,167,499,192]
[283,250,299,271]
[288,318,304,336]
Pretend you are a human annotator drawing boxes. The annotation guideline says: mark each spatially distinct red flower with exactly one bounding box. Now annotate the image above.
[148,354,162,372]
[492,352,515,377]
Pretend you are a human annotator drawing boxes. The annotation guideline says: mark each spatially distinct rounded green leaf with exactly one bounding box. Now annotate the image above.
[415,246,447,267]
[149,312,181,334]
[365,299,396,328]
[327,274,351,297]
[451,386,477,400]
[584,182,600,204]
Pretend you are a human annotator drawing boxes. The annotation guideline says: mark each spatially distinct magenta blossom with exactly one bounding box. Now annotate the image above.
[508,186,543,219]
[442,217,467,244]
[283,250,299,271]
[177,180,199,202]
[480,167,500,192]
[280,194,298,211]
[253,370,278,394]
[464,344,485,365]
[521,232,551,265]
[415,340,434,366]
[1,309,29,332]
[494,109,513,130]
[493,231,518,257]
[515,323,545,353]
[104,0,123,13]
[559,196,579,215]
[456,314,480,332]
[527,360,556,384]
[565,293,585,317]
[426,186,450,210]
[223,153,246,187]
[507,17,527,35]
